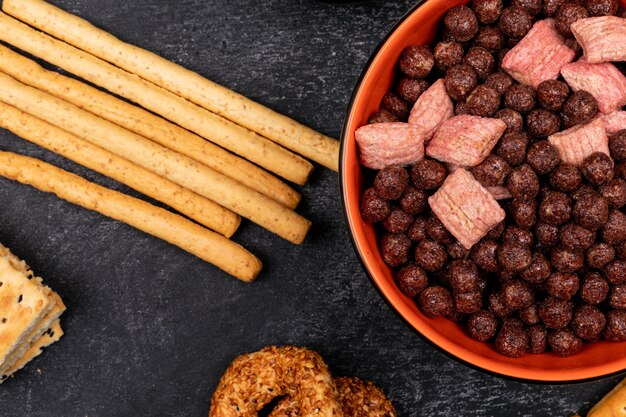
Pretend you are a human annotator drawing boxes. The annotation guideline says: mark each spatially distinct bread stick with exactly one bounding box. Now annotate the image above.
[2,0,340,171]
[588,377,626,417]
[0,71,311,244]
[0,12,313,185]
[0,45,300,209]
[0,101,240,237]
[0,152,262,282]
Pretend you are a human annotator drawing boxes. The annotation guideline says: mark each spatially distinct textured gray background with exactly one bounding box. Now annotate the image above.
[0,0,622,416]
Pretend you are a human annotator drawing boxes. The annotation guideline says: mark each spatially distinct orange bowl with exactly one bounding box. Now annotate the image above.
[340,0,626,382]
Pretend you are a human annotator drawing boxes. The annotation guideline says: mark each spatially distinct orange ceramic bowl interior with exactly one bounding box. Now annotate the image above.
[340,0,626,382]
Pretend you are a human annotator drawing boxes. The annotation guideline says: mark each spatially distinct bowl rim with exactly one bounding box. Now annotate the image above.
[338,0,626,384]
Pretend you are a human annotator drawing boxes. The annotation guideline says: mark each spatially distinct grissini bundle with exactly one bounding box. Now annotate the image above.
[2,0,340,172]
[0,70,311,244]
[0,151,262,282]
[0,12,313,185]
[0,45,300,210]
[0,101,240,237]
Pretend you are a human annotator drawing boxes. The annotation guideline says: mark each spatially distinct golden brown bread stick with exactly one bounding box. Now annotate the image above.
[0,45,300,209]
[588,377,626,417]
[0,12,313,185]
[0,152,262,282]
[0,101,240,237]
[2,0,340,171]
[0,71,311,244]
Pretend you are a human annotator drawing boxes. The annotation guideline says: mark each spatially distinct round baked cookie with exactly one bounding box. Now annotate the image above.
[270,376,396,417]
[209,346,343,417]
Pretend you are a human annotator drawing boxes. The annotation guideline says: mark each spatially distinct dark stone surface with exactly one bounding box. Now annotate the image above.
[0,0,622,416]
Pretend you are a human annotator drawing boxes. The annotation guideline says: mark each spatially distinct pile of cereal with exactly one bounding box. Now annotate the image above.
[356,0,626,357]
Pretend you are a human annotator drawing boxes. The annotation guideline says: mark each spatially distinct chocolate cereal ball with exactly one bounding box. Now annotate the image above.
[381,92,410,120]
[562,90,598,128]
[499,6,533,38]
[609,285,626,309]
[419,286,454,318]
[615,240,626,259]
[572,184,596,202]
[450,259,480,293]
[486,71,514,94]
[573,305,607,341]
[521,253,552,283]
[498,132,529,166]
[495,108,524,133]
[527,141,560,175]
[520,304,541,325]
[447,241,470,259]
[550,163,583,193]
[528,325,548,353]
[560,223,595,251]
[609,131,626,161]
[434,41,464,71]
[466,85,501,117]
[473,0,504,23]
[383,208,414,233]
[471,154,511,186]
[605,259,626,284]
[513,0,543,14]
[544,0,566,15]
[503,226,534,247]
[586,0,618,16]
[540,296,573,329]
[581,271,610,304]
[360,188,391,223]
[445,64,479,101]
[556,3,589,37]
[548,328,583,356]
[507,164,540,199]
[374,166,410,200]
[504,83,536,113]
[602,210,626,244]
[603,310,626,341]
[489,291,513,318]
[536,223,561,247]
[411,159,447,190]
[495,318,529,357]
[498,242,533,271]
[551,247,585,273]
[486,220,506,239]
[415,240,448,272]
[537,80,570,111]
[467,310,498,341]
[455,101,470,115]
[444,6,480,42]
[599,179,626,209]
[539,191,572,225]
[408,217,428,242]
[400,187,428,215]
[587,243,615,269]
[471,239,500,272]
[397,77,430,103]
[573,192,610,230]
[474,26,506,52]
[381,234,412,267]
[502,279,535,309]
[582,152,614,186]
[455,291,483,313]
[399,45,434,79]
[527,109,561,138]
[426,215,455,243]
[616,161,626,180]
[464,47,496,80]
[369,109,399,124]
[396,264,429,297]
[547,272,580,300]
[509,198,538,229]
